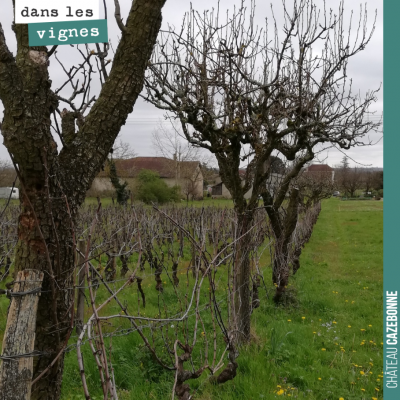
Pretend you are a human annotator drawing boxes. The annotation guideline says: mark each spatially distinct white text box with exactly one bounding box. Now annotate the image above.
[15,0,100,24]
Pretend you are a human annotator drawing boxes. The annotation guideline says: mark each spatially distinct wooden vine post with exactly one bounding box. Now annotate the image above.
[0,270,44,400]
[76,240,86,335]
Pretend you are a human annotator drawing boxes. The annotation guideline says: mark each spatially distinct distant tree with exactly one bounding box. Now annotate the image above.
[297,169,336,208]
[136,169,180,204]
[181,164,203,203]
[152,122,214,190]
[110,138,137,160]
[108,158,130,205]
[361,170,374,195]
[338,167,363,197]
[372,170,383,192]
[152,122,202,165]
[341,156,350,170]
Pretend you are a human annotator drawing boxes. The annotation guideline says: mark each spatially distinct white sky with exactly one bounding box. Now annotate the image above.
[0,0,383,168]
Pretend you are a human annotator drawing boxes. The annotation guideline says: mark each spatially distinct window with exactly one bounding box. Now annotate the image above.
[212,183,222,196]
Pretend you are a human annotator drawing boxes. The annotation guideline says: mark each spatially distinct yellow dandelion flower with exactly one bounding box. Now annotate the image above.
[277,389,284,395]
[318,377,322,381]
[321,348,326,351]
[302,316,306,320]
[360,371,365,375]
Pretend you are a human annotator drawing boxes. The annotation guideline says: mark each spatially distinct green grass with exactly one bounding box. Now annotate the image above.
[0,198,383,400]
[83,196,236,208]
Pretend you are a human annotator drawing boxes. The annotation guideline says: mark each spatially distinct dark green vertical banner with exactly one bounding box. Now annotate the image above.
[384,1,400,398]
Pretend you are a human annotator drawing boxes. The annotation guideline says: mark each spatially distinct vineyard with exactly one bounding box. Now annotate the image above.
[0,199,383,399]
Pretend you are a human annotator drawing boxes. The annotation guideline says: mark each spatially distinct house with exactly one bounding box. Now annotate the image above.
[303,164,335,182]
[0,187,19,199]
[89,157,204,199]
[211,170,283,199]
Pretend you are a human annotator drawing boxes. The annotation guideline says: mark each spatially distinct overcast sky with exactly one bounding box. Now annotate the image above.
[0,0,383,168]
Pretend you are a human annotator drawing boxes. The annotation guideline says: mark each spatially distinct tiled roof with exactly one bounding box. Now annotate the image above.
[306,164,333,172]
[98,157,200,178]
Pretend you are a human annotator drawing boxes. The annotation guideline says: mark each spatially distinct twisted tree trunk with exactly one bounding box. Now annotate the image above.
[0,2,167,398]
[268,189,300,303]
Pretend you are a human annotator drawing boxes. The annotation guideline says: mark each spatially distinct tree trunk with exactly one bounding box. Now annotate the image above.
[14,195,77,400]
[0,270,44,400]
[269,189,300,303]
[0,1,167,398]
[231,211,252,343]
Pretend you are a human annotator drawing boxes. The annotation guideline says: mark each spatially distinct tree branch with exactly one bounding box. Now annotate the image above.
[59,0,167,204]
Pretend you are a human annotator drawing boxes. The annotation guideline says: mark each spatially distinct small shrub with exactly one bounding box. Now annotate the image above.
[135,170,180,204]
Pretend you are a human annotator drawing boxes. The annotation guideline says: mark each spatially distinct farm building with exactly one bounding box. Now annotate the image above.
[210,171,283,199]
[89,157,204,199]
[0,187,19,199]
[303,164,335,182]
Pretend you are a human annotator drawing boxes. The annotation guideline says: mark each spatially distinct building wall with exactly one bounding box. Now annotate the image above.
[211,172,284,199]
[89,177,114,193]
[89,173,204,200]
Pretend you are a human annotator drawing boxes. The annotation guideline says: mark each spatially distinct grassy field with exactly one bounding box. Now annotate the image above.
[0,198,383,399]
[83,196,236,208]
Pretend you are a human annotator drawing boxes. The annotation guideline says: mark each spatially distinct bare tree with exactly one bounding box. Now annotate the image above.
[0,1,167,398]
[360,169,374,195]
[297,167,336,209]
[143,0,380,331]
[111,138,138,160]
[372,170,383,193]
[180,162,204,201]
[152,122,213,200]
[152,122,202,163]
[337,166,363,197]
